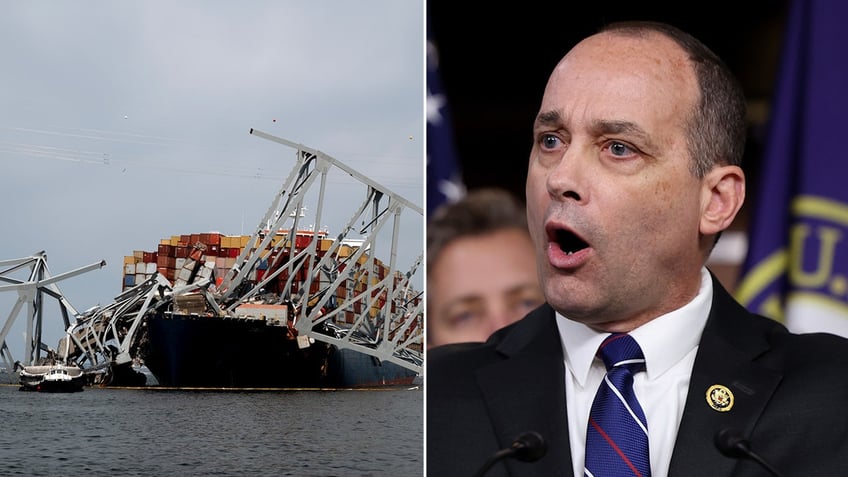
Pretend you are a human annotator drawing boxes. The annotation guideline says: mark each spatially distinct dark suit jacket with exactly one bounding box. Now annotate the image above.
[426,275,848,476]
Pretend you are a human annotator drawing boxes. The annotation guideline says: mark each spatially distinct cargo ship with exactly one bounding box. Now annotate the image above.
[117,229,422,388]
[144,312,416,388]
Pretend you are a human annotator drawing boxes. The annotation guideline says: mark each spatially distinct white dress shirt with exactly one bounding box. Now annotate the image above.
[556,267,713,477]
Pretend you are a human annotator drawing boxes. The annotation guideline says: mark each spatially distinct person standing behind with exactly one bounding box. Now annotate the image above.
[426,20,848,476]
[427,188,544,348]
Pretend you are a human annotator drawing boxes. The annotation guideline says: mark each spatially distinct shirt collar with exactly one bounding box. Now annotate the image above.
[556,267,713,386]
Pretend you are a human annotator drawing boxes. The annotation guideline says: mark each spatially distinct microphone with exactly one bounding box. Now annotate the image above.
[714,428,784,477]
[473,431,547,477]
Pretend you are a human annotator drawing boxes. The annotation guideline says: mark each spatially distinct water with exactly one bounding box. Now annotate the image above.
[0,385,422,476]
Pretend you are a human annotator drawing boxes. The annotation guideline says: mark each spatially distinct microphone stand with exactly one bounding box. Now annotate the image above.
[714,428,785,477]
[473,447,518,477]
[473,431,546,477]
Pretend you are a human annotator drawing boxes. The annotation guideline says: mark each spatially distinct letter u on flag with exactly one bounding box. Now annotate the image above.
[736,0,848,337]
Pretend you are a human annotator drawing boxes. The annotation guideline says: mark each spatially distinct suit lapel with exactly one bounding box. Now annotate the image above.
[476,305,573,475]
[465,278,784,476]
[669,278,783,476]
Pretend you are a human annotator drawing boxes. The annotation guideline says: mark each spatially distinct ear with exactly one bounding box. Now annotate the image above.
[700,165,745,235]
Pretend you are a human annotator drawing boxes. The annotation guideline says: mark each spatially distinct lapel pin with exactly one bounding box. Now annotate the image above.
[706,384,734,412]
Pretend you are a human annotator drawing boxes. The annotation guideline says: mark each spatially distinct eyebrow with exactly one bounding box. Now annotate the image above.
[590,119,647,137]
[440,295,485,318]
[534,110,562,129]
[535,113,651,139]
[590,119,658,153]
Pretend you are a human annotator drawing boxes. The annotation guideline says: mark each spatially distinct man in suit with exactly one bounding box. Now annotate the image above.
[426,20,848,476]
[427,187,545,348]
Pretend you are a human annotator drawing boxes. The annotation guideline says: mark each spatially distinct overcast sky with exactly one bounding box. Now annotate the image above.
[0,1,424,362]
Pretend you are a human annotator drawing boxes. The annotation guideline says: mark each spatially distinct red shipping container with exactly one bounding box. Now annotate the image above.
[205,232,221,246]
[295,235,312,249]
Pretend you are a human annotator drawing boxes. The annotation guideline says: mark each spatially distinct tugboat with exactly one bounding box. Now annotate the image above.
[17,362,86,393]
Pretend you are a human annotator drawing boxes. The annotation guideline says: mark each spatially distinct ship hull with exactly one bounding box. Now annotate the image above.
[143,312,417,388]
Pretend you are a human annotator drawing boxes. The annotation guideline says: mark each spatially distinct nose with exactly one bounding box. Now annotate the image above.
[546,145,584,202]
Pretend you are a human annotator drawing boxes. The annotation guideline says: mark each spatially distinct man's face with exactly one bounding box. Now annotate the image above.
[526,32,708,331]
[427,228,544,347]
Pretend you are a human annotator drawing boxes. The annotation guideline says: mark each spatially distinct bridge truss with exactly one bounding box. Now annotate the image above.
[0,252,105,373]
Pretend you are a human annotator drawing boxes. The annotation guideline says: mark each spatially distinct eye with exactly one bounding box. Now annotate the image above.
[517,298,543,312]
[608,141,635,157]
[540,133,564,151]
[511,291,546,314]
[452,311,474,323]
[447,309,481,328]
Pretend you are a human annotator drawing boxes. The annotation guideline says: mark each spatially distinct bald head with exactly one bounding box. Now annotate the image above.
[557,21,747,177]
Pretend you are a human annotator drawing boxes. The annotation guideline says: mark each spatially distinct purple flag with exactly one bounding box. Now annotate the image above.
[736,0,848,336]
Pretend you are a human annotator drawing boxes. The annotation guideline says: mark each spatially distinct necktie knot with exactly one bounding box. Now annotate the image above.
[597,333,646,373]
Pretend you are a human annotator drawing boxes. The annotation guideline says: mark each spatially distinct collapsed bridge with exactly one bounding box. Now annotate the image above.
[3,130,423,388]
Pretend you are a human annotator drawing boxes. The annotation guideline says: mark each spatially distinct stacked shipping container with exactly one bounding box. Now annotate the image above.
[123,232,247,289]
[123,229,422,351]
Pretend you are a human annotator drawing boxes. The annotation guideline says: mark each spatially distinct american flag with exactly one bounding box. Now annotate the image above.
[426,26,465,217]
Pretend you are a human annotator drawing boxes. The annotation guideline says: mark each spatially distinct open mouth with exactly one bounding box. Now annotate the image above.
[554,228,589,255]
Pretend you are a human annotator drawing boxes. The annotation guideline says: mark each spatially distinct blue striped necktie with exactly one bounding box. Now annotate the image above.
[584,333,650,477]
